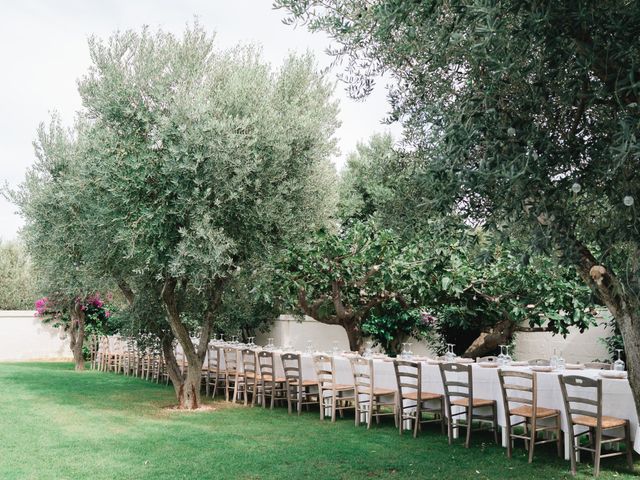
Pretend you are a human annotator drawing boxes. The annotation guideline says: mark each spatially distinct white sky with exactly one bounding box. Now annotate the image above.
[0,0,399,241]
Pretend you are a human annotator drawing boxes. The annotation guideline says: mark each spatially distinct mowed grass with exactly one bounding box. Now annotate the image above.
[0,363,638,480]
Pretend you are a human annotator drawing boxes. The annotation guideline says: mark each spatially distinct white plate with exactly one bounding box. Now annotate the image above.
[530,366,554,372]
[509,361,529,367]
[565,363,584,370]
[455,358,475,364]
[599,370,628,379]
[479,362,499,368]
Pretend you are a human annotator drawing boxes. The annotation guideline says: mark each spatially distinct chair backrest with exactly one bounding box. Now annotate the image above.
[257,351,276,380]
[439,362,472,403]
[476,356,498,363]
[528,358,550,366]
[558,375,603,429]
[498,369,536,417]
[350,357,374,395]
[223,348,238,371]
[394,360,421,399]
[242,349,258,377]
[584,362,612,370]
[207,345,220,371]
[281,352,302,384]
[313,354,336,388]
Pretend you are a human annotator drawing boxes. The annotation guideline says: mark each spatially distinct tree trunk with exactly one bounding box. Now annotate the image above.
[574,244,640,422]
[463,318,517,359]
[68,302,86,371]
[160,277,223,409]
[343,320,364,352]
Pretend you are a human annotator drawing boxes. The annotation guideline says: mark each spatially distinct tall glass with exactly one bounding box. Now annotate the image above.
[401,342,409,360]
[503,345,512,366]
[497,345,506,366]
[556,350,565,371]
[614,349,626,371]
[444,344,456,362]
[363,341,373,358]
[266,338,274,350]
[550,348,558,369]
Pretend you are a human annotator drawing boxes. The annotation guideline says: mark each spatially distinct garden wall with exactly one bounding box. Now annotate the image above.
[0,310,70,361]
[257,315,613,363]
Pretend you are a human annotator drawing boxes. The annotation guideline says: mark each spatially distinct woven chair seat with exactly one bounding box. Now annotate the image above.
[573,415,627,429]
[510,405,558,419]
[452,397,494,408]
[403,391,441,401]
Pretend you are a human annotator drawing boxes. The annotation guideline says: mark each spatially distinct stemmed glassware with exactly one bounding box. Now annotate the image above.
[614,349,626,371]
[401,342,409,360]
[550,348,559,369]
[556,350,566,371]
[247,337,255,348]
[444,344,456,362]
[498,345,506,366]
[266,338,274,351]
[503,345,512,366]
[363,341,373,358]
[406,342,413,360]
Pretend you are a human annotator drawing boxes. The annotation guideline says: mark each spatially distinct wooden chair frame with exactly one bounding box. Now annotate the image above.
[257,351,287,409]
[394,360,443,437]
[239,349,261,406]
[559,375,634,477]
[281,353,319,415]
[223,347,243,402]
[204,345,226,398]
[439,362,499,448]
[584,362,612,371]
[313,354,355,422]
[499,369,562,463]
[350,357,397,429]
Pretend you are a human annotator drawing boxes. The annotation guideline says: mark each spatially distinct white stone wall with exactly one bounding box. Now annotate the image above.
[0,310,71,361]
[257,314,613,362]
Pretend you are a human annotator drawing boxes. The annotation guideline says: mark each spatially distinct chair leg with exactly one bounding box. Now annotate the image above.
[464,407,472,448]
[331,395,337,422]
[594,427,602,477]
[528,418,537,463]
[569,428,578,476]
[556,416,563,458]
[506,418,513,459]
[625,422,634,470]
[413,406,420,438]
[447,406,453,445]
[493,404,499,445]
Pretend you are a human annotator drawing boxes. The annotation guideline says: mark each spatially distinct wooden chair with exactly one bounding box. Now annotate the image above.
[528,359,551,366]
[476,356,498,363]
[313,354,355,422]
[439,362,499,448]
[350,357,396,429]
[584,362,612,370]
[223,347,243,402]
[498,370,562,462]
[281,352,319,415]
[239,349,261,406]
[204,345,225,398]
[394,360,444,437]
[257,351,286,409]
[559,375,634,476]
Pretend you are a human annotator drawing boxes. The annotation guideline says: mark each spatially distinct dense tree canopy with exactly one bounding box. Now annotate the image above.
[0,241,35,310]
[277,0,640,416]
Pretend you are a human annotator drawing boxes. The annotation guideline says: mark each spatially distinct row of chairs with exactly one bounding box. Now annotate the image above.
[93,338,633,477]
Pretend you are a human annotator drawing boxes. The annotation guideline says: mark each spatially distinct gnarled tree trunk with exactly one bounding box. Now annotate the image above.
[463,318,518,359]
[161,277,224,409]
[69,301,86,371]
[575,245,640,422]
[343,319,364,352]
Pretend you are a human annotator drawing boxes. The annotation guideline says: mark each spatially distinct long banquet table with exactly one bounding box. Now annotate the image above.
[210,346,639,458]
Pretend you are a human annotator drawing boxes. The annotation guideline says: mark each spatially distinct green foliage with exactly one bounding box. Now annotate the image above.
[361,300,432,356]
[0,240,35,310]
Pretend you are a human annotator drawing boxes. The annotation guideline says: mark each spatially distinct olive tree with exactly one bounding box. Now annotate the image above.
[77,25,338,408]
[277,0,640,419]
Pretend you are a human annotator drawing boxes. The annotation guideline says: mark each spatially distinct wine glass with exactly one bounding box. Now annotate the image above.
[247,336,255,348]
[497,345,506,366]
[444,343,456,362]
[614,349,626,371]
[556,350,566,371]
[401,342,409,360]
[406,342,413,360]
[363,340,373,358]
[503,345,512,366]
[550,348,558,369]
[266,338,274,350]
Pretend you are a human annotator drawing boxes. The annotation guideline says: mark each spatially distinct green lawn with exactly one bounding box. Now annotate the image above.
[0,363,637,480]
